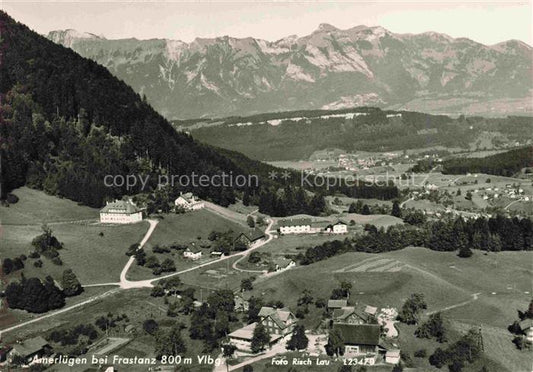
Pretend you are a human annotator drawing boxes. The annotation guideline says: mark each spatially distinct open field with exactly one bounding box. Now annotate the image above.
[1,221,147,284]
[146,209,248,247]
[0,187,99,225]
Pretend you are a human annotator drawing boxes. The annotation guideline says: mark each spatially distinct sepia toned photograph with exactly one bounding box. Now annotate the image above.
[0,1,532,371]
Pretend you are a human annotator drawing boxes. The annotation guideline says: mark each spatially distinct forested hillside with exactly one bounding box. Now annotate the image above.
[0,12,399,210]
[0,11,274,207]
[441,146,533,176]
[189,110,533,161]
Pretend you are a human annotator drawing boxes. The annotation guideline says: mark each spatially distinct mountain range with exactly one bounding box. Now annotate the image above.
[47,24,532,119]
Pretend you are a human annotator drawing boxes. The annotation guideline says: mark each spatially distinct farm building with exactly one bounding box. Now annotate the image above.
[278,218,312,234]
[519,319,533,344]
[233,228,266,248]
[331,323,381,357]
[228,322,282,352]
[174,192,205,211]
[183,247,202,260]
[99,200,143,224]
[333,306,371,325]
[328,299,348,310]
[272,257,296,272]
[7,336,49,365]
[325,221,348,234]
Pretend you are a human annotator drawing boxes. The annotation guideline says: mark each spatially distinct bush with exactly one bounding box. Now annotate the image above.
[143,319,159,335]
[414,349,427,358]
[29,251,40,259]
[34,259,43,268]
[6,193,19,204]
[150,286,165,297]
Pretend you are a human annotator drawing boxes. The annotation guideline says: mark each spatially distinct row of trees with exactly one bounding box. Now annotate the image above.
[298,215,532,265]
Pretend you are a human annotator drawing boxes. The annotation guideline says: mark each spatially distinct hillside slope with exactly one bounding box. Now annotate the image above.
[0,11,279,206]
[47,25,532,119]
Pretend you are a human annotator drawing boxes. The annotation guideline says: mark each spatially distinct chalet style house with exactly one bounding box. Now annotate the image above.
[174,192,204,211]
[258,307,296,336]
[100,200,143,224]
[228,307,295,352]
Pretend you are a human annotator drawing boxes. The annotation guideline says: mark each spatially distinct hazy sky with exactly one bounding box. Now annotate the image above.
[2,1,532,45]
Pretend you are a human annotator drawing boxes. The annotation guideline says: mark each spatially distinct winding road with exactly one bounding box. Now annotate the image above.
[0,213,275,336]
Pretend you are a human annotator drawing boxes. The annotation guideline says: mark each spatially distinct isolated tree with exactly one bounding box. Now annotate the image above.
[135,248,146,266]
[241,278,254,292]
[251,323,270,353]
[326,328,345,356]
[458,245,473,258]
[391,201,402,218]
[297,289,314,306]
[287,325,309,350]
[145,255,160,268]
[61,269,83,296]
[398,293,427,324]
[223,343,237,358]
[161,258,176,272]
[151,285,165,297]
[361,204,371,215]
[247,216,255,228]
[143,319,159,335]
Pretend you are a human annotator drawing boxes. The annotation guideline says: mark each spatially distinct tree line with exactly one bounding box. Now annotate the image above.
[298,215,532,265]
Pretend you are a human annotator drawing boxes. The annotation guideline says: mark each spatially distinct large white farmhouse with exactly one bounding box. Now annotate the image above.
[326,221,348,234]
[100,200,143,224]
[174,192,205,211]
[278,218,312,235]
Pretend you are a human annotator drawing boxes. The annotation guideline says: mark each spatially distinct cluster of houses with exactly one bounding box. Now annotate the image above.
[183,228,267,261]
[327,299,400,365]
[228,306,296,352]
[278,219,347,235]
[99,193,204,224]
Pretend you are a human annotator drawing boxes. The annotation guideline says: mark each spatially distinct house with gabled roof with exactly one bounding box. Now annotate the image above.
[325,220,348,234]
[228,322,283,352]
[278,218,312,235]
[233,228,266,248]
[100,200,143,224]
[258,306,295,336]
[7,336,49,365]
[328,299,348,310]
[331,323,381,357]
[272,257,296,272]
[174,192,204,211]
[183,246,202,260]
